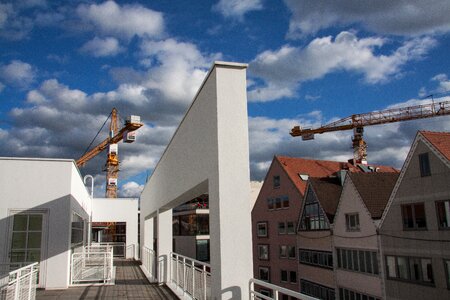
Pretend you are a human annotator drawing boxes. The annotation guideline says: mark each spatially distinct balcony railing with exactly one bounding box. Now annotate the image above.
[141,246,157,283]
[70,246,114,285]
[0,262,39,300]
[249,278,318,300]
[90,242,126,257]
[169,252,211,300]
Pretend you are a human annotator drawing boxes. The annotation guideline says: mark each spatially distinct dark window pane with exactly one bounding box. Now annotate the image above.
[402,205,414,228]
[419,153,431,177]
[372,252,379,275]
[414,204,426,228]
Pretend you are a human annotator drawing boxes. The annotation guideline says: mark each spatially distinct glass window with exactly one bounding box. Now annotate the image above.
[419,153,431,177]
[273,175,280,188]
[258,244,269,260]
[267,198,274,210]
[288,246,296,259]
[196,240,210,262]
[282,196,289,208]
[397,257,409,280]
[280,245,287,258]
[346,213,360,231]
[278,222,286,234]
[281,270,288,282]
[10,214,43,263]
[300,189,330,231]
[290,271,297,283]
[444,260,450,288]
[257,222,268,237]
[275,198,282,209]
[71,213,85,246]
[287,222,295,234]
[421,258,433,283]
[386,255,434,285]
[259,267,270,281]
[436,200,450,229]
[402,203,427,229]
[197,214,209,235]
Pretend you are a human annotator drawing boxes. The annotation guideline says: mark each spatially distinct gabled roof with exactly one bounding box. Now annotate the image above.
[420,131,450,161]
[309,177,342,221]
[276,155,398,196]
[348,172,399,219]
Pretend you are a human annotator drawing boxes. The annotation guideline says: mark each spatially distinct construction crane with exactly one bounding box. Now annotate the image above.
[290,99,450,165]
[76,108,143,198]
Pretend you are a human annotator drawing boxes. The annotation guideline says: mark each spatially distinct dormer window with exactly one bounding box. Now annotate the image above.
[345,213,360,231]
[273,175,280,188]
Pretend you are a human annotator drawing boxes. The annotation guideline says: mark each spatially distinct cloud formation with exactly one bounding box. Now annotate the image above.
[119,181,144,198]
[285,0,450,37]
[213,0,263,19]
[249,32,436,102]
[0,60,36,88]
[80,36,124,57]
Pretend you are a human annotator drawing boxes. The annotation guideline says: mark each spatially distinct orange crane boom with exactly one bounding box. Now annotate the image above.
[290,100,450,164]
[76,108,143,198]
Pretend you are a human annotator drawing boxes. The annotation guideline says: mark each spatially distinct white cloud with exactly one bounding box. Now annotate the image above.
[432,74,450,93]
[249,32,436,102]
[119,181,144,198]
[284,0,450,38]
[0,60,36,88]
[213,0,263,19]
[0,3,33,40]
[77,1,164,40]
[80,36,124,57]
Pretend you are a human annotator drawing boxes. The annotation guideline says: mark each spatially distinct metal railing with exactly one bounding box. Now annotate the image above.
[140,246,157,282]
[169,252,211,300]
[0,262,39,300]
[249,278,318,300]
[90,242,125,257]
[70,246,114,285]
[126,244,136,259]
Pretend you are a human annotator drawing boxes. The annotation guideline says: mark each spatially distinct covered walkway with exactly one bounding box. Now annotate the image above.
[36,259,178,299]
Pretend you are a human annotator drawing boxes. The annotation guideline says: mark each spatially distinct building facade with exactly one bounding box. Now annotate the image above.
[379,131,450,300]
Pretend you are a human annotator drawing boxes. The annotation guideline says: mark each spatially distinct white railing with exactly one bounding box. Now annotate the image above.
[249,278,318,300]
[126,244,136,259]
[90,242,125,257]
[140,246,157,282]
[169,252,211,300]
[0,262,39,300]
[70,246,114,285]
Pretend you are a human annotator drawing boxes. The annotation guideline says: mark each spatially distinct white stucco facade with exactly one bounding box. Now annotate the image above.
[92,198,139,259]
[0,157,91,289]
[140,62,253,299]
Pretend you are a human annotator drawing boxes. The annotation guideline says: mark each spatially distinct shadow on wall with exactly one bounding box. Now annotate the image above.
[0,195,89,287]
[221,286,241,299]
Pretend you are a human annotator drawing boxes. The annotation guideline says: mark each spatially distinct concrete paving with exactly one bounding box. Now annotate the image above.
[36,259,178,299]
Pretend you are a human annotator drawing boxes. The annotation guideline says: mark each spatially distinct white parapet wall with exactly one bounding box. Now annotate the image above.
[140,61,253,299]
[92,198,139,259]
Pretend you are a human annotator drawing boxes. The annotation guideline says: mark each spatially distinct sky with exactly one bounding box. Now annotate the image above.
[1,0,450,198]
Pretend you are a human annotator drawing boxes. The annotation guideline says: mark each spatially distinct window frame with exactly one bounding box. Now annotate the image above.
[401,203,427,230]
[278,222,286,235]
[287,221,296,234]
[299,248,333,269]
[336,247,379,275]
[259,266,270,282]
[385,255,434,286]
[257,222,268,238]
[345,213,360,231]
[436,200,450,229]
[258,244,269,261]
[419,152,431,177]
[280,270,288,283]
[444,259,450,289]
[273,175,280,189]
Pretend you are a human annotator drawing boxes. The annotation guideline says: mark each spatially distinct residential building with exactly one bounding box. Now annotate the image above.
[379,131,450,299]
[333,172,398,300]
[297,176,342,300]
[251,155,397,296]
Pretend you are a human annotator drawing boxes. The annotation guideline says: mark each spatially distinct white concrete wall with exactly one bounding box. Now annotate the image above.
[92,198,139,259]
[140,62,252,299]
[0,157,91,289]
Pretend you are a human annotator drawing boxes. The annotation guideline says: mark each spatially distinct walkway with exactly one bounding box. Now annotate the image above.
[36,259,178,300]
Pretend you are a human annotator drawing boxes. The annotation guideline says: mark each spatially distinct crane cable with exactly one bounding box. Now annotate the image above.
[80,111,113,157]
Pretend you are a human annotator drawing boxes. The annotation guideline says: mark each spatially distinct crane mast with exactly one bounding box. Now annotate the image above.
[76,108,143,198]
[290,100,450,164]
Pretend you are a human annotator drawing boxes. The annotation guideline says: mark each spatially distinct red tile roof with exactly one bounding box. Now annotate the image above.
[349,172,399,219]
[276,156,398,196]
[420,131,450,161]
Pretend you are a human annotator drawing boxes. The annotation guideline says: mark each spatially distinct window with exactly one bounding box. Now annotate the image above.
[402,203,427,229]
[419,153,431,177]
[300,189,330,230]
[257,222,268,237]
[436,200,450,229]
[10,214,43,263]
[288,246,296,259]
[281,270,288,282]
[289,271,297,283]
[196,240,210,262]
[259,267,270,281]
[385,255,434,285]
[267,198,274,210]
[300,279,335,300]
[336,248,378,275]
[280,245,287,258]
[278,222,286,234]
[273,175,280,188]
[339,287,380,300]
[345,213,360,231]
[71,213,85,246]
[282,196,289,208]
[287,221,295,234]
[260,290,271,297]
[300,249,333,269]
[444,260,450,288]
[258,244,269,260]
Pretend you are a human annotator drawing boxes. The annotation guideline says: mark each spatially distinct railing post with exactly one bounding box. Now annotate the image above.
[191,260,195,298]
[274,290,279,300]
[14,271,20,300]
[183,256,186,294]
[27,265,33,300]
[203,265,207,300]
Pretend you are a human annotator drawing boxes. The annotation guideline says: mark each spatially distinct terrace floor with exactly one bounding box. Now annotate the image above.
[36,259,178,300]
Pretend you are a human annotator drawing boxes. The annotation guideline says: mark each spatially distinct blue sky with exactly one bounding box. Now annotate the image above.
[1,0,450,197]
